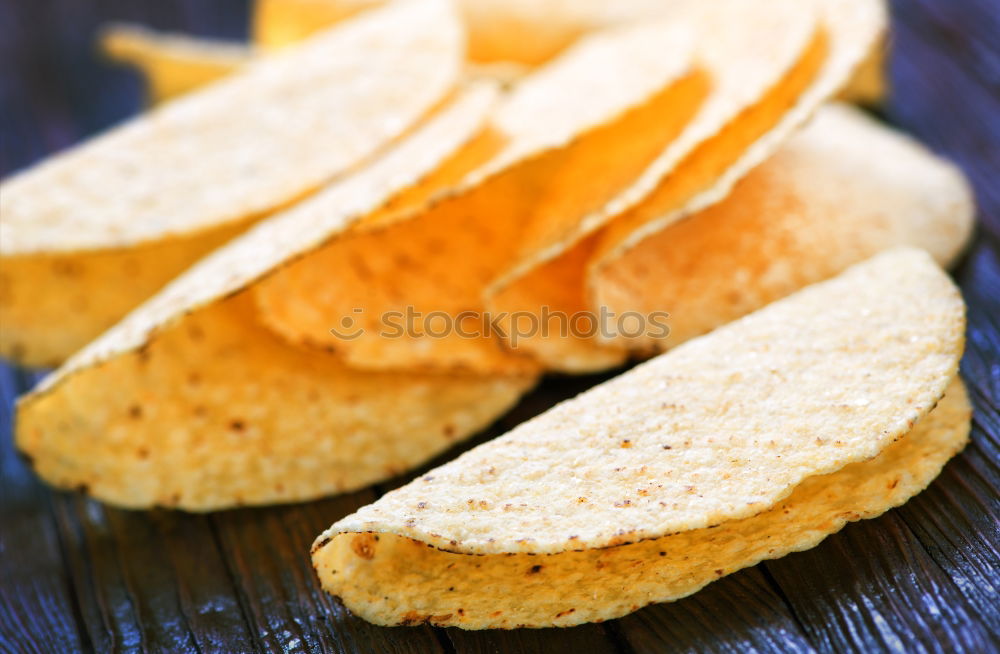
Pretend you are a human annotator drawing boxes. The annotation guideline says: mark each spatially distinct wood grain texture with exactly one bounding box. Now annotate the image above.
[207,496,452,654]
[615,569,816,654]
[0,0,998,652]
[764,514,994,653]
[0,368,86,654]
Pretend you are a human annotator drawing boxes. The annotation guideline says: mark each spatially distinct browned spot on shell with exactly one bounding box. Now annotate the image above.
[52,260,82,276]
[399,611,428,626]
[350,534,377,560]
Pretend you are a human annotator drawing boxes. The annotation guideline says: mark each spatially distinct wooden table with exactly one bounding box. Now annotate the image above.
[1,0,998,651]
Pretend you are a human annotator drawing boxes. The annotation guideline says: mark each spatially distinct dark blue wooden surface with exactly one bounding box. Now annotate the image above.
[1,0,998,652]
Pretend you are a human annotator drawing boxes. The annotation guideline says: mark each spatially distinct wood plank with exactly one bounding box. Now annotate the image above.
[763,512,996,653]
[0,367,87,653]
[895,457,1000,637]
[49,494,147,652]
[80,505,203,653]
[614,569,815,654]
[147,511,259,652]
[445,624,620,654]
[958,245,1000,405]
[47,493,258,653]
[210,494,447,653]
[887,2,1000,235]
[900,0,1000,102]
[889,242,1000,641]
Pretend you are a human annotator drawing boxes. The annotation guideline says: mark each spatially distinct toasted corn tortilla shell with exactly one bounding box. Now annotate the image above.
[16,294,533,511]
[495,0,821,283]
[14,84,526,509]
[1,0,460,254]
[488,0,885,370]
[255,0,868,72]
[254,0,654,64]
[483,235,629,374]
[0,221,245,368]
[252,22,701,373]
[593,103,975,352]
[101,24,251,103]
[98,26,530,109]
[478,239,629,374]
[254,0,384,50]
[480,22,698,172]
[484,0,823,371]
[457,0,597,65]
[315,380,970,629]
[0,181,319,367]
[0,0,462,366]
[591,0,885,267]
[26,81,498,391]
[319,248,964,555]
[121,0,884,105]
[838,33,887,105]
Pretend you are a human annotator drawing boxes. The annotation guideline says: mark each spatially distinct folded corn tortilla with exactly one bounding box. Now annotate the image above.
[0,0,461,366]
[251,18,701,374]
[592,103,974,352]
[484,0,885,373]
[105,1,886,107]
[101,24,252,103]
[14,82,542,511]
[313,247,967,628]
[256,0,873,375]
